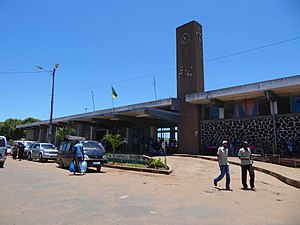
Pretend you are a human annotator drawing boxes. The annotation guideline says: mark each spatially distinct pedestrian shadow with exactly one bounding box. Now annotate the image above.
[240,187,256,191]
[214,187,233,191]
[66,168,106,175]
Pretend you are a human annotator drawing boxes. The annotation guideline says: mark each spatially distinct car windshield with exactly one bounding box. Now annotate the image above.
[41,144,55,149]
[0,138,5,147]
[82,141,104,151]
[24,142,35,147]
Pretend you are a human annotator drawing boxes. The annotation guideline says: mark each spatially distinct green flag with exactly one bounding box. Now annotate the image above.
[112,86,118,98]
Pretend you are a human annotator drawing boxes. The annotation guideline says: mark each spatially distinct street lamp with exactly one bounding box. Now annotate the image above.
[36,64,59,143]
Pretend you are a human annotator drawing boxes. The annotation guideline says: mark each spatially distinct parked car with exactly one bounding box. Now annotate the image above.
[0,136,8,168]
[6,145,12,155]
[27,143,58,162]
[57,138,107,172]
[12,140,37,158]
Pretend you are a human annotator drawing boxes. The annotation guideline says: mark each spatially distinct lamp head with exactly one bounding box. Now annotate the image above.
[55,64,59,69]
[35,66,43,70]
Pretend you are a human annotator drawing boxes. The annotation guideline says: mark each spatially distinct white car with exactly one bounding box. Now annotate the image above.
[27,143,58,162]
[0,136,8,168]
[6,145,12,154]
[12,140,37,158]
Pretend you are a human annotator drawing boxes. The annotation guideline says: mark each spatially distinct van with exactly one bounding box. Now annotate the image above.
[0,136,8,168]
[57,137,107,172]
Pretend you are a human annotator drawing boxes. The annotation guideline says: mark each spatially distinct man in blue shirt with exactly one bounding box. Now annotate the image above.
[73,140,84,175]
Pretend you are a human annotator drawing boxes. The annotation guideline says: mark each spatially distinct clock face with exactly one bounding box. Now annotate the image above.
[179,32,191,45]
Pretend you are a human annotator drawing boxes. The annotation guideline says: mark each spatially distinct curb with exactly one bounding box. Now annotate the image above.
[103,164,173,175]
[174,154,300,189]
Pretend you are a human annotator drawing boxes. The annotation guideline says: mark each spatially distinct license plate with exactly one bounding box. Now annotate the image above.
[93,162,101,165]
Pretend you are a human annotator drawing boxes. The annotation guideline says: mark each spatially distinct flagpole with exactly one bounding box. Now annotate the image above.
[153,76,157,100]
[111,85,115,110]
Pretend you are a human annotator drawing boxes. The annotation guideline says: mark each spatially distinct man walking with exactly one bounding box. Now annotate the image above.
[214,140,231,190]
[73,140,84,175]
[238,141,255,190]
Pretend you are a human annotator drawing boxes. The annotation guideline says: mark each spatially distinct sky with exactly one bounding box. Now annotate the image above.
[0,0,299,122]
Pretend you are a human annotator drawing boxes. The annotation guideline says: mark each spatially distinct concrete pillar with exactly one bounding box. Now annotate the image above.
[150,126,157,142]
[76,124,81,136]
[38,129,42,142]
[219,108,225,119]
[126,128,132,151]
[89,126,94,140]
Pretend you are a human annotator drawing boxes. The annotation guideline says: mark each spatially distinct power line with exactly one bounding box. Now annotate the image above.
[0,71,46,74]
[56,68,175,95]
[206,36,300,62]
[1,35,299,95]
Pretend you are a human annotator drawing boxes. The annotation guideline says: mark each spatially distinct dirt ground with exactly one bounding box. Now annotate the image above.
[1,156,299,225]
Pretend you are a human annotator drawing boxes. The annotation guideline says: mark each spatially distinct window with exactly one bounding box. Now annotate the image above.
[224,102,234,118]
[234,99,258,117]
[291,96,300,113]
[157,127,171,140]
[277,95,291,114]
[157,127,177,143]
[258,97,271,116]
[200,105,210,120]
[0,138,5,147]
[210,106,219,119]
[66,142,73,152]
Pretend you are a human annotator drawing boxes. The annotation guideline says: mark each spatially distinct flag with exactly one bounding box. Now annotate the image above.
[112,86,118,98]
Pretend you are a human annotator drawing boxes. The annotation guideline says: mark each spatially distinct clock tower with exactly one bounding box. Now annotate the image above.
[176,20,204,154]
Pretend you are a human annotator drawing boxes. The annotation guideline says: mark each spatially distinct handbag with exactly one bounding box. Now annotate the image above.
[69,161,75,172]
[81,160,87,173]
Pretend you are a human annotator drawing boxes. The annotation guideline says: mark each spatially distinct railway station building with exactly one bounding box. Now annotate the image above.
[18,21,300,156]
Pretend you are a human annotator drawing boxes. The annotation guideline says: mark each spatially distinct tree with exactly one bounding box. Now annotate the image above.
[56,127,75,140]
[102,133,126,164]
[0,118,40,141]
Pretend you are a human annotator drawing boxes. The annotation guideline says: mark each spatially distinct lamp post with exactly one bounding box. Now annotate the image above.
[36,64,59,143]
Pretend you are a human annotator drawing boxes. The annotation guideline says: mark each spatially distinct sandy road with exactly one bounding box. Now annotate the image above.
[0,156,299,225]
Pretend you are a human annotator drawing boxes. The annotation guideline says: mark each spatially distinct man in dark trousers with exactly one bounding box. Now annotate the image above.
[18,143,25,161]
[213,140,231,191]
[73,140,84,175]
[238,141,256,190]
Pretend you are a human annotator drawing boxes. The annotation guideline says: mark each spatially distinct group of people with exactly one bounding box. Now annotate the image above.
[213,140,255,191]
[11,143,25,161]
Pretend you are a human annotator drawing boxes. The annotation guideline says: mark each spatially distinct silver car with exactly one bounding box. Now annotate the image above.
[27,143,58,162]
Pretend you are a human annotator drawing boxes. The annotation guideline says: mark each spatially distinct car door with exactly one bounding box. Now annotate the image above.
[32,143,40,158]
[65,142,74,166]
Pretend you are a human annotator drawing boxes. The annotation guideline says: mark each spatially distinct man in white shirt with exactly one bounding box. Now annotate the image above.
[213,140,231,190]
[238,141,255,190]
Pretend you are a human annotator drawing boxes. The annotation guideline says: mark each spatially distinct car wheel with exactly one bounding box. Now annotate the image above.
[97,166,101,172]
[0,162,4,168]
[58,159,64,168]
[38,153,44,162]
[27,152,32,161]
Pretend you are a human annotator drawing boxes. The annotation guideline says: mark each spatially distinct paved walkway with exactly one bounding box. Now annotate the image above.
[174,154,300,189]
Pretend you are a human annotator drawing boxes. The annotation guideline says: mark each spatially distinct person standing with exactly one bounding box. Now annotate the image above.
[12,144,18,159]
[73,140,84,175]
[238,141,255,190]
[213,140,231,190]
[18,143,25,161]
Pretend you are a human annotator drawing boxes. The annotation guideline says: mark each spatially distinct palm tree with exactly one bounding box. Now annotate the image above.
[102,133,126,164]
[56,127,75,141]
